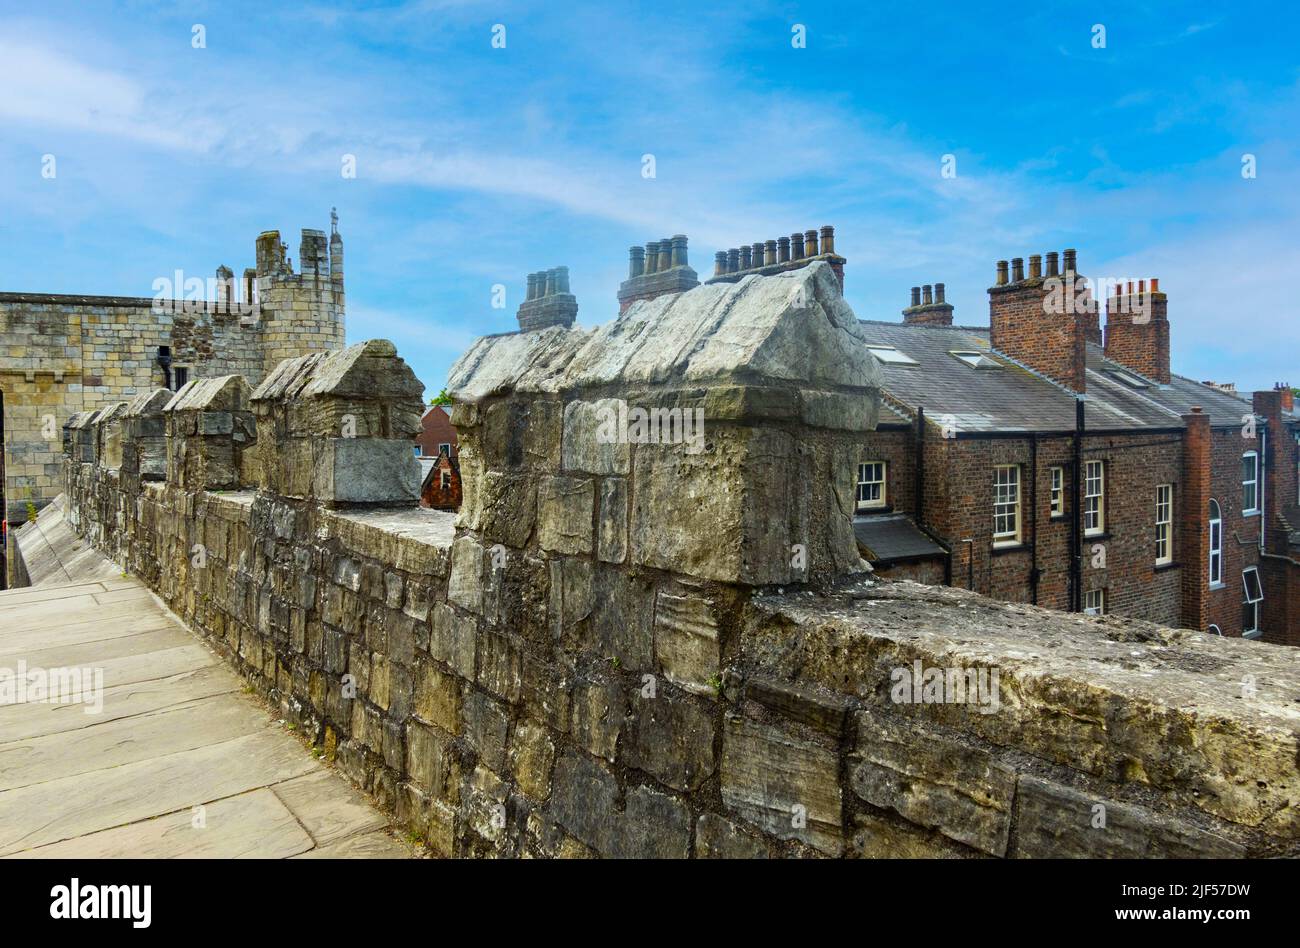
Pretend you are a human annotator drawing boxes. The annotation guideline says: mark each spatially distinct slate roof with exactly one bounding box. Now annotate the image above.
[853,513,947,563]
[858,320,1262,434]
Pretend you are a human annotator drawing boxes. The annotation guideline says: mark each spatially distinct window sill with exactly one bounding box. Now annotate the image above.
[1208,582,1226,591]
[1083,531,1110,542]
[991,542,1027,555]
[1049,513,1066,521]
[1242,629,1263,640]
[1154,561,1180,573]
[855,504,890,515]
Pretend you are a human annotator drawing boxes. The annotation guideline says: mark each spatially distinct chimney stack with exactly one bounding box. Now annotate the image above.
[1104,277,1170,384]
[517,265,578,331]
[705,224,847,289]
[989,248,1088,392]
[617,233,699,313]
[903,280,955,327]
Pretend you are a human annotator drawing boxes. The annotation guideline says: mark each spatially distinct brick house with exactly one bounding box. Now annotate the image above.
[419,451,461,511]
[853,251,1297,644]
[415,405,458,459]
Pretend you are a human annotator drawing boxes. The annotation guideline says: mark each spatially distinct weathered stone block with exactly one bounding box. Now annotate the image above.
[653,587,720,697]
[509,720,557,801]
[569,676,624,762]
[616,786,691,859]
[1012,775,1246,858]
[721,715,843,856]
[562,398,631,475]
[696,813,769,859]
[597,477,628,563]
[622,692,716,791]
[447,536,485,611]
[537,475,594,555]
[549,752,620,855]
[463,689,510,774]
[848,710,1015,856]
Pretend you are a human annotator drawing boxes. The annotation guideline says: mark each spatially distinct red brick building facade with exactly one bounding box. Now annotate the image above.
[855,251,1297,645]
[415,405,458,459]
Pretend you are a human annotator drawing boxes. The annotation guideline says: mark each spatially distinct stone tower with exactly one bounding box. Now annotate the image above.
[255,208,347,374]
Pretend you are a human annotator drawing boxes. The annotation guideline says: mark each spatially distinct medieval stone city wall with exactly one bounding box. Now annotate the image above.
[0,222,345,559]
[48,264,1300,858]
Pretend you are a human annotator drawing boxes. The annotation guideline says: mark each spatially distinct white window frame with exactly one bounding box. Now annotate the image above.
[1084,460,1105,536]
[1242,451,1259,514]
[439,442,452,457]
[1209,499,1223,587]
[1155,484,1173,565]
[440,470,451,490]
[1084,588,1105,615]
[1049,466,1064,518]
[1242,567,1263,638]
[993,464,1022,546]
[856,461,887,511]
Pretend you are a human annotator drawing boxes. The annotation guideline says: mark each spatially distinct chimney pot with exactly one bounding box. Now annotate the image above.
[765,239,778,266]
[1063,248,1077,273]
[791,232,805,259]
[556,266,570,295]
[739,246,752,270]
[804,229,819,256]
[671,234,688,269]
[752,242,765,267]
[935,282,946,303]
[1151,277,1160,293]
[526,272,539,301]
[628,246,645,279]
[1045,251,1059,277]
[820,225,835,254]
[1011,258,1025,283]
[1029,254,1042,279]
[645,242,660,275]
[996,260,1009,286]
[727,249,740,273]
[545,269,557,296]
[910,286,921,307]
[777,237,791,263]
[922,285,933,305]
[713,251,727,278]
[658,239,673,272]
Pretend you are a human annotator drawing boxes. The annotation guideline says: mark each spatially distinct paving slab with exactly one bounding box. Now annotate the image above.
[0,576,411,859]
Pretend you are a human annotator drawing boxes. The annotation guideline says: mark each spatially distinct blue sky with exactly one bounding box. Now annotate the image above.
[2,1,1298,396]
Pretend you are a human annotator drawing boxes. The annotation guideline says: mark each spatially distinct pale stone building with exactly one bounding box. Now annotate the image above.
[0,213,346,584]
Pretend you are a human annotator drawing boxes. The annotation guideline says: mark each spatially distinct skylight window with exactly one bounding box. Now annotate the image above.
[950,350,1001,369]
[1107,368,1150,389]
[865,345,918,366]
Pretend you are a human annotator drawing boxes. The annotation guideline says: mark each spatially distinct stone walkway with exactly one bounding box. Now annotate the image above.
[0,577,412,858]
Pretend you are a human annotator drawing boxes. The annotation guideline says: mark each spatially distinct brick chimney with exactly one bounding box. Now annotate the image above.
[1179,407,1211,632]
[705,224,846,291]
[1104,278,1170,384]
[1274,381,1295,413]
[902,283,954,326]
[988,248,1090,393]
[1253,389,1292,553]
[617,235,699,314]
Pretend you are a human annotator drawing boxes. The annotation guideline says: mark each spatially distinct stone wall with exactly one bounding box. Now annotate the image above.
[53,263,1300,858]
[0,219,345,580]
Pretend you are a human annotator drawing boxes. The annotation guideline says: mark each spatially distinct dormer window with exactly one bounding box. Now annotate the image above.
[865,345,918,366]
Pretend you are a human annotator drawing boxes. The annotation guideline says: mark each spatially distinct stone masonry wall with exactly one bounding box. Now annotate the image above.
[54,264,1300,858]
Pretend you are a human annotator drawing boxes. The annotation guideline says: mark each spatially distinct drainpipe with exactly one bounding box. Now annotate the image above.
[1071,398,1085,612]
[915,407,926,524]
[1030,433,1040,605]
[1260,425,1267,554]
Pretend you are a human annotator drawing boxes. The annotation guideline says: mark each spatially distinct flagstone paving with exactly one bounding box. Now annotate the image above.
[0,577,413,859]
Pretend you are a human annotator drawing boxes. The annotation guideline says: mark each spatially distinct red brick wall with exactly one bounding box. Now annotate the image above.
[420,456,461,511]
[989,274,1088,393]
[1105,289,1170,384]
[1204,427,1263,637]
[416,406,458,458]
